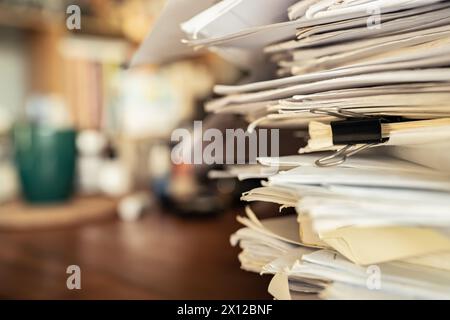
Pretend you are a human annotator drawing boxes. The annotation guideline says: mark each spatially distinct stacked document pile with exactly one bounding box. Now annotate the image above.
[187,0,450,300]
[134,0,450,299]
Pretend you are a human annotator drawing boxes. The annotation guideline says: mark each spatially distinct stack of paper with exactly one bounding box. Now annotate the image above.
[202,0,450,300]
[134,0,450,299]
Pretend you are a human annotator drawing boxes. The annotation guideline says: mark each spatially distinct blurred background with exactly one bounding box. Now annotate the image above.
[0,0,278,299]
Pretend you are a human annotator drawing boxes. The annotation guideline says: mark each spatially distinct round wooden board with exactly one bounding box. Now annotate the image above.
[0,196,118,231]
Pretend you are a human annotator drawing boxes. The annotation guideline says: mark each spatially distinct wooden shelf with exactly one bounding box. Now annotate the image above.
[0,4,131,42]
[0,4,63,32]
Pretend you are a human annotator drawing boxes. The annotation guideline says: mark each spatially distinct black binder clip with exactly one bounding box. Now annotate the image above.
[310,108,399,167]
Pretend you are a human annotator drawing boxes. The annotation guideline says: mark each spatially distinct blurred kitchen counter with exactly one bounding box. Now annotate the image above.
[0,204,270,299]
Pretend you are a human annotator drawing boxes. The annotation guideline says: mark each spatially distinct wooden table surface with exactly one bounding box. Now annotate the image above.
[0,206,271,299]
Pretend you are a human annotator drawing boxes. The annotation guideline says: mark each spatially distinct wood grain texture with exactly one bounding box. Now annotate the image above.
[0,206,270,300]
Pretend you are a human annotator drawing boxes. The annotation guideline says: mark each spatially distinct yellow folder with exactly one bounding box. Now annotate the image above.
[321,226,450,265]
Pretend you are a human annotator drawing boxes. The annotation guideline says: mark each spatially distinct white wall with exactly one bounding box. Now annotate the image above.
[0,29,28,117]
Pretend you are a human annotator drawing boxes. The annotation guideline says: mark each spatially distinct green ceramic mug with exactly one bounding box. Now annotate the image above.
[14,125,77,204]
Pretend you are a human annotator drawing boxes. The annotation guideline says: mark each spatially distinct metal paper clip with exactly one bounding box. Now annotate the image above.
[310,108,371,119]
[315,143,378,167]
